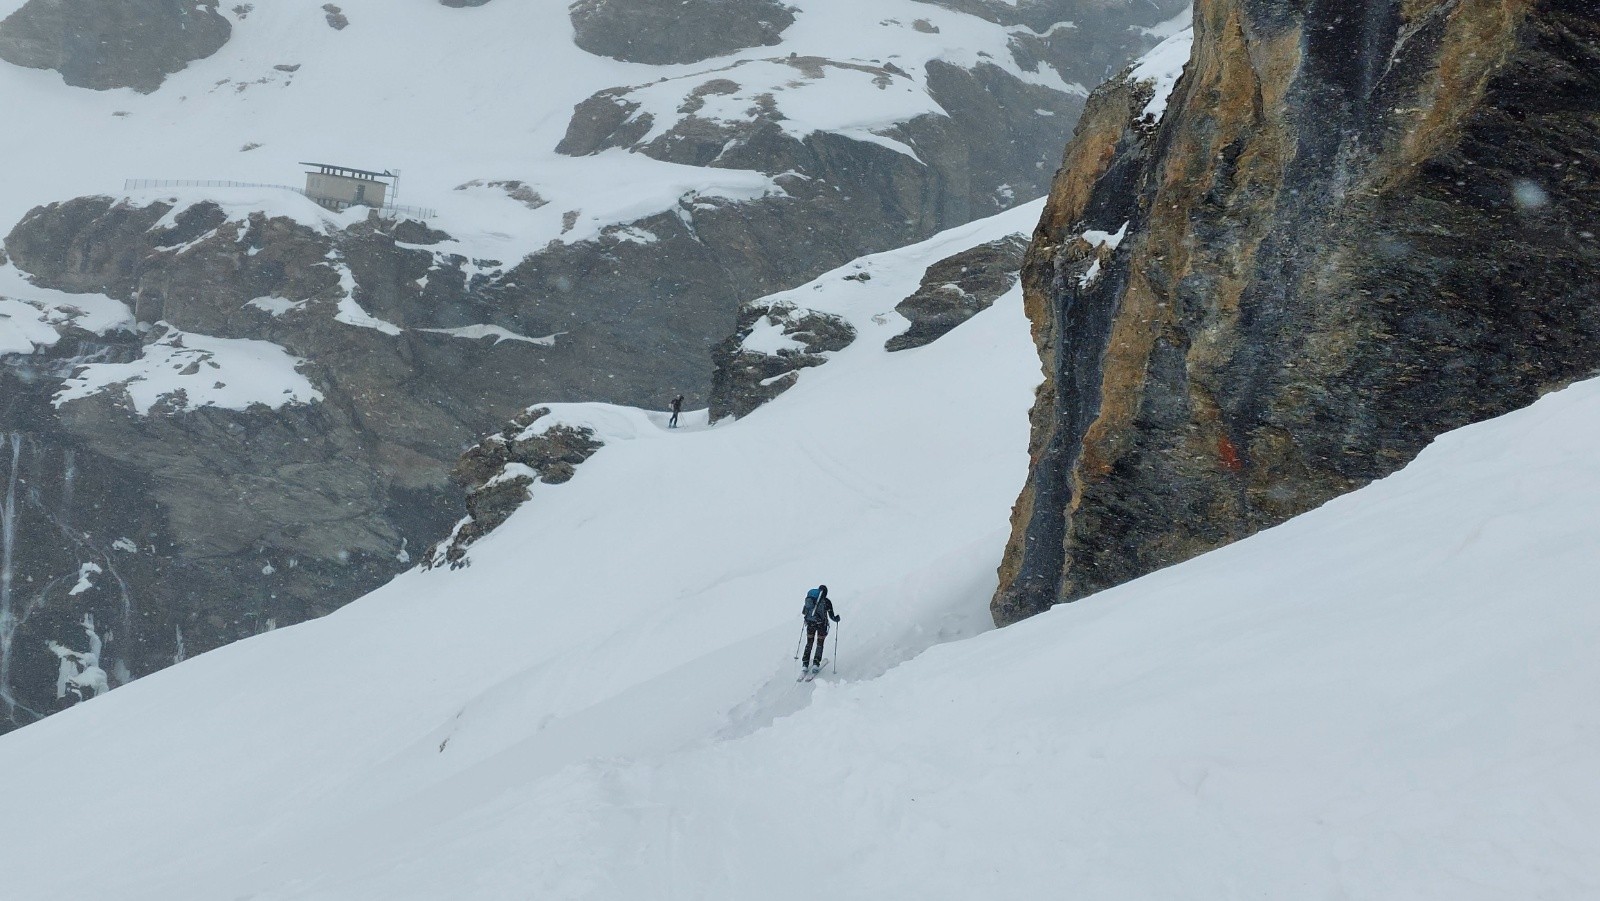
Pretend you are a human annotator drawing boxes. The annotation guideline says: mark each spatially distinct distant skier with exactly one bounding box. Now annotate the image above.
[668,394,684,428]
[800,584,840,676]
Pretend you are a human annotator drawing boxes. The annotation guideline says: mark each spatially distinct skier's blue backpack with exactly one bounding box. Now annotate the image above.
[802,587,824,624]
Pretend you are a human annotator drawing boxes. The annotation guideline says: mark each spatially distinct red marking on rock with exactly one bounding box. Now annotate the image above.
[1217,434,1244,472]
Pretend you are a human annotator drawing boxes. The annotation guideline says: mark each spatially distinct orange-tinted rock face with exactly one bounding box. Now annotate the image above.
[994,0,1600,626]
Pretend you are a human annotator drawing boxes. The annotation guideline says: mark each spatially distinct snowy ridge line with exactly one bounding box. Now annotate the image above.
[125,179,437,219]
[750,198,1043,325]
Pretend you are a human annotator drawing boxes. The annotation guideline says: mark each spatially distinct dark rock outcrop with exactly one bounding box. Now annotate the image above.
[0,0,231,93]
[994,0,1600,626]
[887,234,1027,351]
[570,0,796,64]
[428,407,604,567]
[709,302,854,421]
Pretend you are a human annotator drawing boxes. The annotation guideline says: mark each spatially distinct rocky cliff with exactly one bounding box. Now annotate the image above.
[994,0,1600,625]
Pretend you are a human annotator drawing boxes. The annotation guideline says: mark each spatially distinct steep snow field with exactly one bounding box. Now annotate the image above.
[0,200,1041,897]
[0,0,1081,258]
[1,197,1597,898]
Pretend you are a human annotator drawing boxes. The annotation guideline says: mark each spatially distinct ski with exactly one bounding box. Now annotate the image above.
[798,658,829,682]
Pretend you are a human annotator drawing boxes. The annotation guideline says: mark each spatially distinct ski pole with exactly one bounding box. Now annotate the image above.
[832,620,840,674]
[794,624,804,660]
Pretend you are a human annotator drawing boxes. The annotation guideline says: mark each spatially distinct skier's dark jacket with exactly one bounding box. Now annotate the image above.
[803,587,840,630]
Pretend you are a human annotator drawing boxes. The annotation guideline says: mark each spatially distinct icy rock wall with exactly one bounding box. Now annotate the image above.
[0,428,142,726]
[994,0,1600,625]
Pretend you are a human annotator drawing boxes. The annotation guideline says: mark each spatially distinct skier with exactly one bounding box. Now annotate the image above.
[668,394,684,428]
[800,584,840,676]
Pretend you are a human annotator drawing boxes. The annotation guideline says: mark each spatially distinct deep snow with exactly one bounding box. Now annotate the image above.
[0,193,1596,898]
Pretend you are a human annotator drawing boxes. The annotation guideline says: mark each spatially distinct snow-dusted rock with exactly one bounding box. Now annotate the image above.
[709,303,854,422]
[428,406,605,568]
[886,232,1026,351]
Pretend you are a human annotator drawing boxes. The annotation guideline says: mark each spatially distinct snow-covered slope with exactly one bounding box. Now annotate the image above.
[0,200,1043,895]
[0,196,1596,897]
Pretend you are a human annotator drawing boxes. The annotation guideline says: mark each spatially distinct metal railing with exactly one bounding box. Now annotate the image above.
[122,179,437,220]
